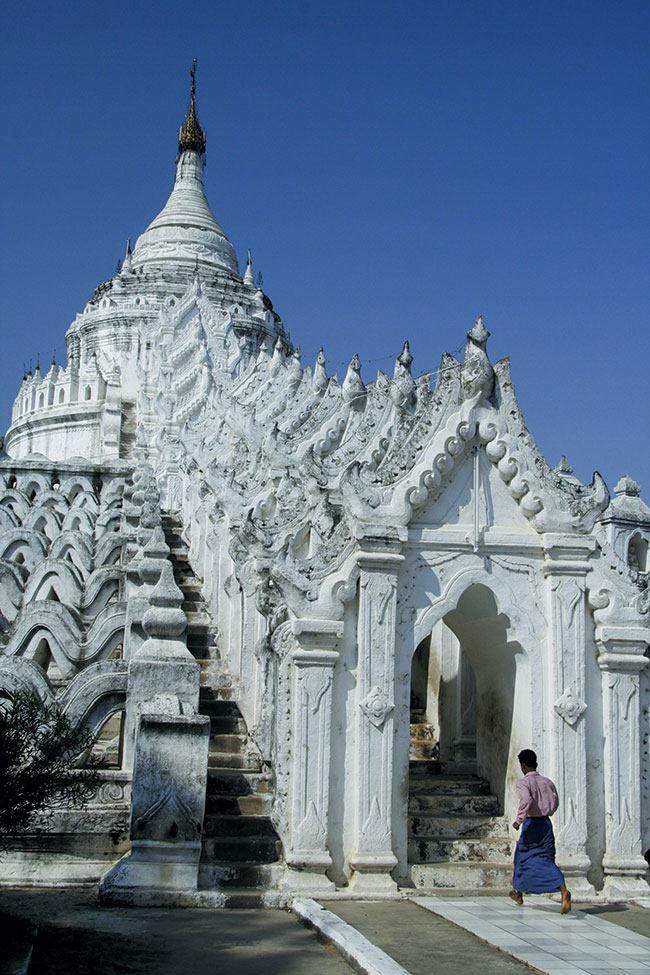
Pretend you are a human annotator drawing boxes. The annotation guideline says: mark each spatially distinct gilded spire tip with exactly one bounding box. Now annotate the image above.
[178,58,206,160]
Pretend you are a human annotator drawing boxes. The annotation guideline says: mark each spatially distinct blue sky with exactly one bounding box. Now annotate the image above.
[1,0,648,496]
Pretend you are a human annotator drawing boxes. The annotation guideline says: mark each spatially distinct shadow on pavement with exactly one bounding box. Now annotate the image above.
[0,888,353,975]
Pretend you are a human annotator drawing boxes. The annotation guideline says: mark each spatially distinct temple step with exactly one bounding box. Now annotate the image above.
[410,861,514,891]
[408,836,513,862]
[409,774,489,796]
[410,812,510,839]
[409,792,500,816]
[408,712,511,889]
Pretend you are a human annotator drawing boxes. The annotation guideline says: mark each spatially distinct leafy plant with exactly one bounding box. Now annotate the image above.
[0,692,99,845]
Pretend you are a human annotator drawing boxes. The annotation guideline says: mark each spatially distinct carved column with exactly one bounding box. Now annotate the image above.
[543,535,595,895]
[349,526,405,893]
[285,619,342,892]
[597,627,649,899]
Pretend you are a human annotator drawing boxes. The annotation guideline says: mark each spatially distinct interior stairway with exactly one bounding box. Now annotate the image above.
[408,709,513,891]
[162,513,283,906]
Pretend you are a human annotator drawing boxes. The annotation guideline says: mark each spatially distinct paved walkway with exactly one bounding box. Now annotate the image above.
[2,886,649,975]
[319,898,535,975]
[0,888,354,975]
[416,896,650,975]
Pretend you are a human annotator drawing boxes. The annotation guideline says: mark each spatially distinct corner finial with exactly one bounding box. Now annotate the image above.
[243,249,255,286]
[614,475,641,497]
[178,58,206,161]
[122,238,133,273]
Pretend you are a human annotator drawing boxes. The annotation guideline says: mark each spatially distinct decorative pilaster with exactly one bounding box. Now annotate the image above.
[543,534,595,895]
[349,526,405,893]
[285,618,342,893]
[99,368,122,459]
[597,626,649,899]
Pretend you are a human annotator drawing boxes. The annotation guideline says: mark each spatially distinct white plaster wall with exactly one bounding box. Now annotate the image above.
[6,405,104,461]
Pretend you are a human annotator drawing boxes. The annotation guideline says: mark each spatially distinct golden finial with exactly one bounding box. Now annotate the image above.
[178,58,206,160]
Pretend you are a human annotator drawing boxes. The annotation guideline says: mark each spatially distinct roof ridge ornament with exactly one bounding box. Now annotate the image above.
[395,340,413,375]
[178,59,207,162]
[342,353,366,409]
[392,340,416,410]
[461,315,494,401]
[313,347,328,393]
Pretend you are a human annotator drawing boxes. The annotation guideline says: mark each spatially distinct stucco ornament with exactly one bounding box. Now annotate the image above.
[133,767,202,837]
[360,685,394,728]
[554,687,587,726]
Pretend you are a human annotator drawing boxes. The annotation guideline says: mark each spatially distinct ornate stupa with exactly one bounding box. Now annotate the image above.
[6,60,287,465]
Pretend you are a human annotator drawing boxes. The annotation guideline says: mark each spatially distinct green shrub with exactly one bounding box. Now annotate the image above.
[0,692,99,845]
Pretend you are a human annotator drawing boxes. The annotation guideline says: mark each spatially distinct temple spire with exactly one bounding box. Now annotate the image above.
[178,59,206,161]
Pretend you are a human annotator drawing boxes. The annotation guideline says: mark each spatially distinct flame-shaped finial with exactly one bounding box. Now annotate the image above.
[461,315,494,400]
[178,59,206,160]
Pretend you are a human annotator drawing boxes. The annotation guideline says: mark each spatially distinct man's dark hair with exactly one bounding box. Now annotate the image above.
[518,749,537,769]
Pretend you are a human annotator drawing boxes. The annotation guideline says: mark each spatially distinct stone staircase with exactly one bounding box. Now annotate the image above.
[408,711,513,891]
[409,708,439,761]
[161,514,283,905]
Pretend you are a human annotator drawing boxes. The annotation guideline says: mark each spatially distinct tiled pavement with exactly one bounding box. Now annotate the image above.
[416,896,650,975]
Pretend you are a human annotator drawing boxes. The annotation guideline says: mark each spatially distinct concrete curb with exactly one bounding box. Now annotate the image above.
[292,898,412,975]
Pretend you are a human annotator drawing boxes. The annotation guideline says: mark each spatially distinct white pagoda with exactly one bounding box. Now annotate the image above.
[1,65,648,905]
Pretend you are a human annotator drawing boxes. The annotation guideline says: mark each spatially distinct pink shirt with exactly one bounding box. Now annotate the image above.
[515,771,559,825]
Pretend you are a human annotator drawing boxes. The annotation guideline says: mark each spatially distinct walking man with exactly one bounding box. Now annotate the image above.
[510,749,571,914]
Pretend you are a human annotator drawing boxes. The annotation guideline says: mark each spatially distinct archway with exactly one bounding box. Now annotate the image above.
[410,621,477,768]
[443,584,522,802]
[407,582,531,887]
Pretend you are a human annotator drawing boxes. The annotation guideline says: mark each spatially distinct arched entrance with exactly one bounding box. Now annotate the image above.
[410,621,476,769]
[408,583,531,889]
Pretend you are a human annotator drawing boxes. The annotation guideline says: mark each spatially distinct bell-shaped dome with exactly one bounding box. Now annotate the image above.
[132,150,239,274]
